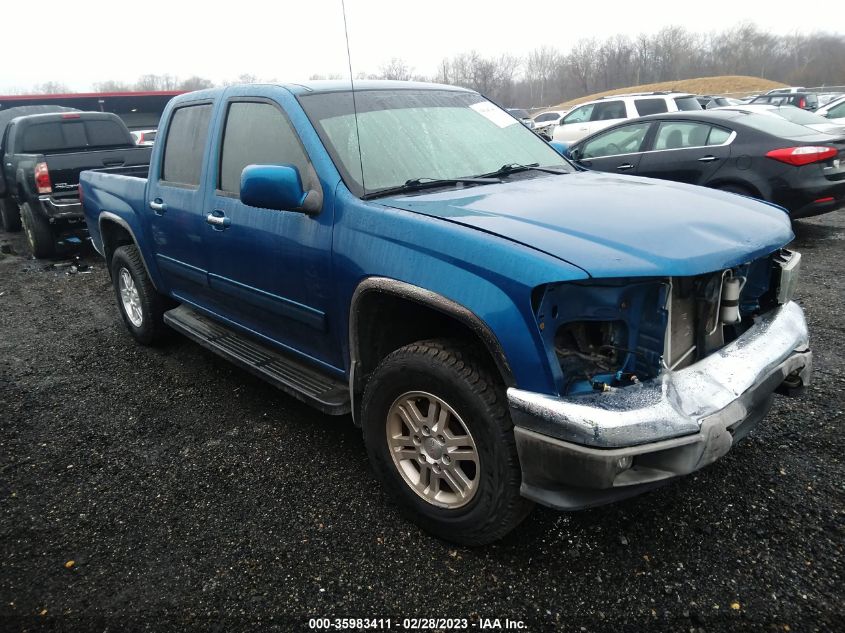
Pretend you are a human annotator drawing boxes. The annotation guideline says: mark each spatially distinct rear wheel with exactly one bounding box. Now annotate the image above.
[715,183,756,198]
[110,244,172,345]
[362,339,532,545]
[0,199,22,232]
[20,202,55,258]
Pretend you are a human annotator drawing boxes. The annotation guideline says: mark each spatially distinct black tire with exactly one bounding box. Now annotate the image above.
[110,244,172,345]
[0,198,22,232]
[20,202,54,258]
[715,183,756,198]
[362,339,532,545]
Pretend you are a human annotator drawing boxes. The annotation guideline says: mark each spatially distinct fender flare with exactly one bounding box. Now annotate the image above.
[98,212,159,290]
[348,277,516,391]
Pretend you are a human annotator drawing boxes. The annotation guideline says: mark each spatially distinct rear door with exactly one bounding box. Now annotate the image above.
[585,100,628,136]
[202,90,339,368]
[637,121,733,185]
[573,121,653,174]
[145,101,215,305]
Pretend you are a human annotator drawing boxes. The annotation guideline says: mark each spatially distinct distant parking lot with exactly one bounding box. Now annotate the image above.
[1,211,843,632]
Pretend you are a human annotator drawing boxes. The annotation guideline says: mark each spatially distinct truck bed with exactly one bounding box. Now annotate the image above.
[43,146,151,194]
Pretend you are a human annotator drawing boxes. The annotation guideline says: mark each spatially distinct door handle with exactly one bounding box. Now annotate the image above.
[616,163,635,171]
[206,212,231,229]
[698,155,719,162]
[149,199,167,214]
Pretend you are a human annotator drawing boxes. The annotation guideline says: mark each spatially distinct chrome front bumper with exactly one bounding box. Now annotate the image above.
[508,301,811,509]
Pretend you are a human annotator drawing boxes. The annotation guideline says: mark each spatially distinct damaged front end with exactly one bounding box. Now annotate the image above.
[509,250,812,510]
[533,249,804,398]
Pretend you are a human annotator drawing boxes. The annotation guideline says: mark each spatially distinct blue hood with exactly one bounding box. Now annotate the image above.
[382,172,793,278]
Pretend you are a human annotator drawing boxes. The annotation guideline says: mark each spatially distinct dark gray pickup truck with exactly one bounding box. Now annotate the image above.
[0,110,150,257]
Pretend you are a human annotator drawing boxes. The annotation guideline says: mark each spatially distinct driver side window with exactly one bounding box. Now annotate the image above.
[563,104,594,124]
[581,122,651,159]
[828,102,845,118]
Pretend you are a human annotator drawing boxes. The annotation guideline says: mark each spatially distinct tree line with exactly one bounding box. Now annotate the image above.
[13,24,845,109]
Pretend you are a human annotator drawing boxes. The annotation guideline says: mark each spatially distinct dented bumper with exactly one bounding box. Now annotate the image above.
[508,301,811,510]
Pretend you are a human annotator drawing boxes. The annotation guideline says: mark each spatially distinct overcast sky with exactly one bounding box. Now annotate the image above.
[2,0,843,92]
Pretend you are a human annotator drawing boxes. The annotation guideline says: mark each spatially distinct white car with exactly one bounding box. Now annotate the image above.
[816,95,845,125]
[131,129,157,146]
[552,92,701,144]
[715,104,845,136]
[766,86,807,94]
[532,109,569,137]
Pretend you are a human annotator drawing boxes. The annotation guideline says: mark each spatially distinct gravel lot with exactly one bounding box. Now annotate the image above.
[1,212,843,632]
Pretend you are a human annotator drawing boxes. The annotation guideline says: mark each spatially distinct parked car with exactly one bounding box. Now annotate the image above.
[532,109,569,138]
[553,91,701,144]
[750,92,818,111]
[131,129,157,146]
[766,87,807,95]
[0,111,151,256]
[506,108,535,130]
[816,92,844,107]
[81,82,810,545]
[696,95,742,109]
[715,104,845,136]
[0,105,80,232]
[563,110,845,219]
[816,95,845,125]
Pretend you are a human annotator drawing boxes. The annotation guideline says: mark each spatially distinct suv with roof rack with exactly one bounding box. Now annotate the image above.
[553,91,702,144]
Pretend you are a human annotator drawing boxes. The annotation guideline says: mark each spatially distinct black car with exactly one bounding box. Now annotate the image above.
[750,92,819,111]
[564,110,845,219]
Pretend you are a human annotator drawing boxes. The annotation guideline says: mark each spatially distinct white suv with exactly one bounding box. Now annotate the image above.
[552,92,702,144]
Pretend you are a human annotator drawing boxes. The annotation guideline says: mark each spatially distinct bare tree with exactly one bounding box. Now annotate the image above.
[93,80,131,92]
[31,81,71,94]
[378,58,413,81]
[178,76,214,91]
[526,46,561,104]
[134,74,180,91]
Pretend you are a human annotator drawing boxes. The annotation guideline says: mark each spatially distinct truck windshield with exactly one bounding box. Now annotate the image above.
[299,89,571,197]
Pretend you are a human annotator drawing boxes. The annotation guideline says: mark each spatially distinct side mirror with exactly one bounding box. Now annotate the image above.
[240,164,320,214]
[569,147,581,161]
[549,141,570,157]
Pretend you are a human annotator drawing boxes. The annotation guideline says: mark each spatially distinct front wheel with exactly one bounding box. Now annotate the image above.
[20,202,54,258]
[0,198,22,232]
[362,340,532,545]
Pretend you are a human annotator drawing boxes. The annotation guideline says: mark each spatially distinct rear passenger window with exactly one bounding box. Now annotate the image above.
[674,97,703,111]
[161,104,213,187]
[590,100,626,121]
[653,122,712,150]
[634,99,668,116]
[85,120,130,147]
[218,101,312,196]
[707,127,732,145]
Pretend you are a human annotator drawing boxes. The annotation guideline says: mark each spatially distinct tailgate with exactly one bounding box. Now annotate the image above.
[44,146,152,194]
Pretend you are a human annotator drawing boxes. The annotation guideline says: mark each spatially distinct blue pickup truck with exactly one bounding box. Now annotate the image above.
[80,81,811,544]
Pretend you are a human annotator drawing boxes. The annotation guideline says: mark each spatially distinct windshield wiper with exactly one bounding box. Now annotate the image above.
[475,162,570,178]
[361,176,501,200]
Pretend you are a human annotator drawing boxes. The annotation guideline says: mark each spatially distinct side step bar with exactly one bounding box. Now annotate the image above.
[164,305,350,415]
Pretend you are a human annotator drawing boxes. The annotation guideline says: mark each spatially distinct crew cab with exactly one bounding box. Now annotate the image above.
[0,111,150,257]
[80,82,811,544]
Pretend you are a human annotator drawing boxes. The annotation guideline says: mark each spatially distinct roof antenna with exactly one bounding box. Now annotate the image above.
[341,0,365,192]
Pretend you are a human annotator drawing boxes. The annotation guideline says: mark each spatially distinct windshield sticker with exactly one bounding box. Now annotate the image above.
[470,101,518,128]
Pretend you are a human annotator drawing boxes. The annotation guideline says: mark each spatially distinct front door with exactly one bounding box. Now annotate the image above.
[202,93,339,370]
[574,120,653,175]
